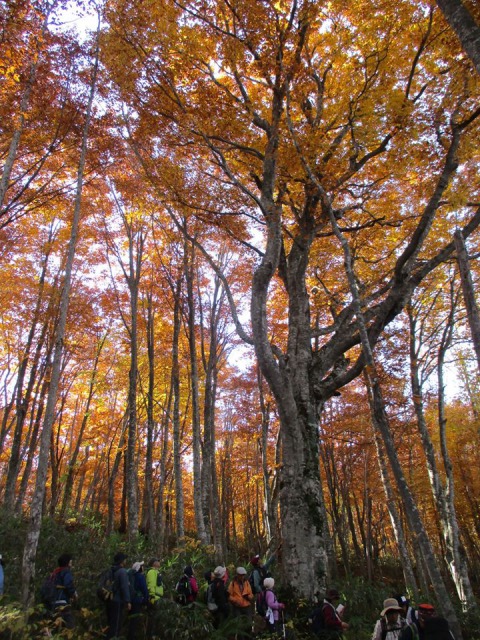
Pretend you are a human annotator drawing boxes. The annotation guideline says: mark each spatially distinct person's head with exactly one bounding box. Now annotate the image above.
[113,552,128,566]
[250,554,260,566]
[380,598,403,623]
[184,565,194,577]
[417,604,435,627]
[394,594,409,617]
[57,553,73,568]
[326,588,340,603]
[236,566,247,581]
[214,566,226,580]
[264,577,275,590]
[149,558,160,569]
[132,561,144,573]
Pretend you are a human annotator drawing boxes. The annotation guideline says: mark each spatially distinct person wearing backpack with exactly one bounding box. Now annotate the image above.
[105,552,131,639]
[176,565,198,605]
[127,561,149,640]
[399,604,453,640]
[372,598,406,640]
[209,566,230,628]
[145,558,164,638]
[228,566,254,639]
[262,577,285,635]
[42,554,77,630]
[321,589,349,638]
[249,554,275,595]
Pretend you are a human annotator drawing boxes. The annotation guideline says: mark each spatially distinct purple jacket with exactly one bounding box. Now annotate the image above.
[265,589,283,622]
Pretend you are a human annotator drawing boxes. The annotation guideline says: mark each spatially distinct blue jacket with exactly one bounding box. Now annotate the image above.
[129,570,149,605]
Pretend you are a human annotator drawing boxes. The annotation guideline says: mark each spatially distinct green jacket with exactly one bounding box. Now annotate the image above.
[146,568,164,602]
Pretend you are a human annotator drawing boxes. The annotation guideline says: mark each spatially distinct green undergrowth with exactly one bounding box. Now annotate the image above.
[1,512,479,639]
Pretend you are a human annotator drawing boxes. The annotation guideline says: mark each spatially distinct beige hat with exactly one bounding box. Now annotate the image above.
[132,561,144,572]
[236,566,247,575]
[214,566,226,578]
[381,598,403,616]
[264,577,275,589]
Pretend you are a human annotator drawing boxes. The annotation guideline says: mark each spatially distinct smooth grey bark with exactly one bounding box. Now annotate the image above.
[437,296,478,612]
[200,268,227,559]
[21,16,100,606]
[258,369,275,546]
[141,290,156,536]
[184,237,209,545]
[366,383,419,598]
[435,0,480,75]
[172,275,185,545]
[455,229,480,372]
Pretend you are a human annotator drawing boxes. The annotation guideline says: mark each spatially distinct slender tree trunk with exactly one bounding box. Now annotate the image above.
[366,384,419,598]
[437,297,478,612]
[408,300,476,611]
[21,19,100,604]
[455,229,480,373]
[172,276,185,545]
[59,333,106,519]
[328,208,462,638]
[141,291,156,536]
[3,243,53,509]
[107,419,127,535]
[184,237,208,545]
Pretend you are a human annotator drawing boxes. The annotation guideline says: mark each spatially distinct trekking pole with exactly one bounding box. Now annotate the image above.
[281,609,286,639]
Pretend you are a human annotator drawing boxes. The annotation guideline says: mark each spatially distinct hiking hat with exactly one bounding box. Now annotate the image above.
[395,594,409,607]
[132,561,144,572]
[326,589,340,600]
[418,603,435,615]
[236,566,247,575]
[214,566,226,579]
[264,577,275,589]
[250,554,260,565]
[381,598,403,616]
[113,552,128,564]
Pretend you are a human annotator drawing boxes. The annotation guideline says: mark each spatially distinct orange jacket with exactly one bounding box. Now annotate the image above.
[228,577,254,608]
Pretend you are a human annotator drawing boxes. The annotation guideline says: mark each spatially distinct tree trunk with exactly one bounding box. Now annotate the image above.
[21,18,100,606]
[366,377,419,598]
[435,0,480,75]
[3,242,53,509]
[327,207,462,638]
[437,296,478,612]
[141,290,156,536]
[59,333,106,519]
[455,229,480,373]
[172,275,185,545]
[184,237,209,545]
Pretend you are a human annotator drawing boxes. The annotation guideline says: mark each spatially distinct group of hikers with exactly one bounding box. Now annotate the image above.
[309,591,455,640]
[38,551,285,638]
[36,551,456,639]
